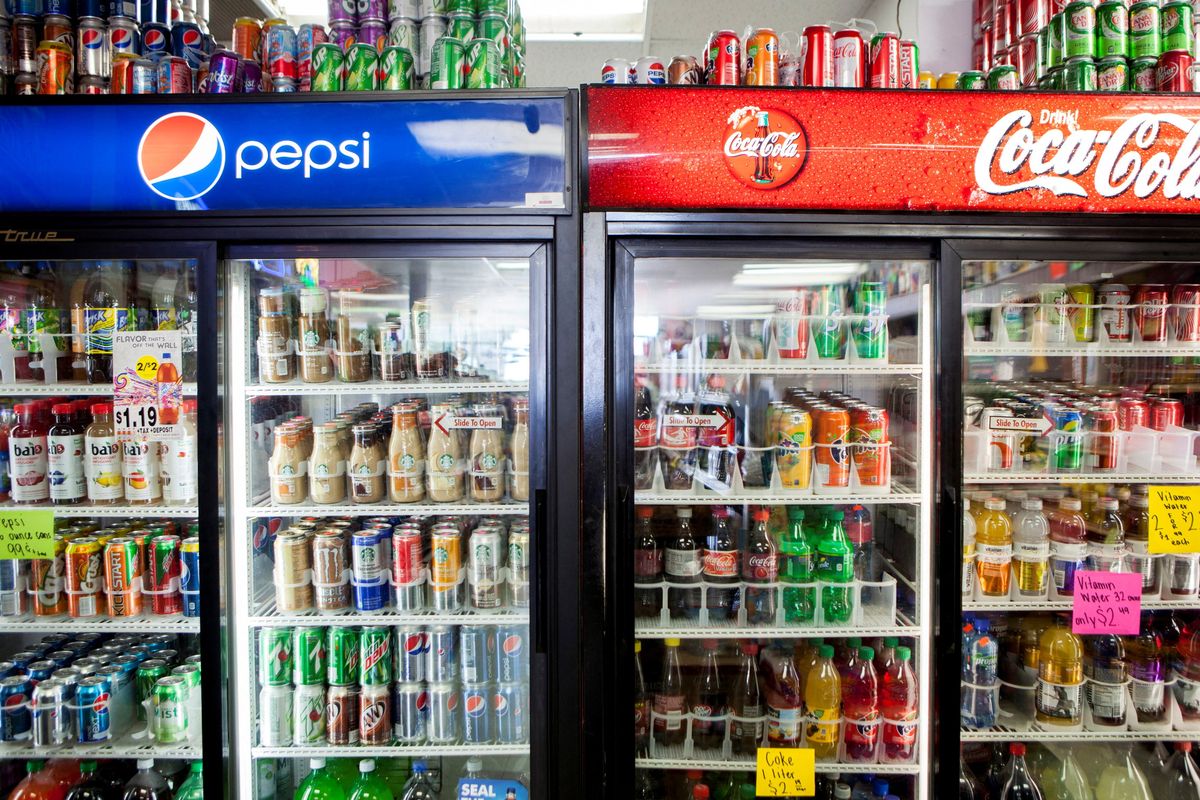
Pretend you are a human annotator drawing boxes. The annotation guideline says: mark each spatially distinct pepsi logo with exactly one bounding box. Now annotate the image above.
[138,112,226,201]
[493,694,508,715]
[465,694,487,717]
[93,692,110,712]
[415,691,429,712]
[142,29,167,50]
[180,29,203,48]
[501,635,522,658]
[3,693,25,708]
[81,29,104,49]
[446,692,459,713]
[110,28,134,48]
[404,633,427,655]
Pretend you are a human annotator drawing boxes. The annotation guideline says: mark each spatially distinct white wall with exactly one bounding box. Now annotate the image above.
[863,0,973,75]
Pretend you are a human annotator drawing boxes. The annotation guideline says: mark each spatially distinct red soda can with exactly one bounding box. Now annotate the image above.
[850,406,890,488]
[801,24,833,87]
[78,75,108,93]
[993,0,1011,50]
[1135,284,1170,342]
[1157,50,1193,92]
[744,27,780,86]
[973,36,986,71]
[1005,0,1020,43]
[869,31,900,88]
[1152,398,1184,431]
[898,39,919,87]
[815,407,852,488]
[981,28,995,71]
[707,29,740,85]
[158,55,192,94]
[391,529,423,587]
[1171,284,1200,342]
[1086,407,1119,471]
[1021,0,1047,35]
[833,29,866,87]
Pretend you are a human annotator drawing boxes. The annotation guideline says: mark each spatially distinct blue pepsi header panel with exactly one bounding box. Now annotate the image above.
[0,95,568,213]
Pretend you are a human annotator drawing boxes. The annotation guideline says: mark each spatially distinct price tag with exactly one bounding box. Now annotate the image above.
[457,779,528,800]
[113,331,183,442]
[1072,570,1142,635]
[756,748,815,797]
[1148,485,1200,554]
[0,511,55,559]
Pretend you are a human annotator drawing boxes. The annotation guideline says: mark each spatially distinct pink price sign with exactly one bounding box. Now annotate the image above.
[1071,571,1142,635]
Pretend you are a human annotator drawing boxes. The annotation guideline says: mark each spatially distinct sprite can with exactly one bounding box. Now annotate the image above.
[1162,1,1193,53]
[258,627,293,687]
[466,38,502,88]
[380,45,415,89]
[812,285,847,360]
[327,626,360,686]
[311,43,344,91]
[1130,1,1161,58]
[1131,55,1158,90]
[852,282,888,360]
[292,627,327,686]
[1047,12,1065,67]
[358,626,392,685]
[430,35,465,88]
[1097,1,1129,56]
[135,660,169,722]
[1064,1,1097,59]
[1096,55,1129,90]
[345,43,379,90]
[986,64,1019,89]
[447,11,474,41]
[956,70,985,89]
[151,675,189,744]
[1064,55,1097,90]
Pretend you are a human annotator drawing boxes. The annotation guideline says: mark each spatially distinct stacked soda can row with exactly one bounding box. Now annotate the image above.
[257,623,529,746]
[270,514,530,614]
[2,516,201,619]
[0,631,200,746]
[602,25,922,88]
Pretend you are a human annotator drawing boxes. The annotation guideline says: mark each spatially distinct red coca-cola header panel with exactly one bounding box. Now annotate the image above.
[585,85,1200,213]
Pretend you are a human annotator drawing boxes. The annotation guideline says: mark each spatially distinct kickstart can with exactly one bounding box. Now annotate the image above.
[36,41,73,95]
[105,537,142,617]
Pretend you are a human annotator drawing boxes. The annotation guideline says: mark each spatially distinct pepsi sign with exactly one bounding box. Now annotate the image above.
[0,97,568,212]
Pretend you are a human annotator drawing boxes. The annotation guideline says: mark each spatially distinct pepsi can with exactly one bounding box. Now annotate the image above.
[0,663,14,679]
[0,675,32,742]
[494,681,527,744]
[426,625,457,683]
[394,627,427,683]
[461,682,493,744]
[44,0,73,14]
[108,15,138,57]
[26,661,55,685]
[204,48,240,92]
[46,650,74,668]
[139,20,170,53]
[75,675,111,744]
[76,18,109,78]
[494,624,527,683]
[459,624,495,684]
[78,0,110,17]
[138,0,168,22]
[31,678,71,746]
[96,664,134,735]
[240,57,261,91]
[392,681,428,743]
[71,657,102,676]
[8,653,35,671]
[171,20,203,56]
[426,681,458,744]
[180,538,200,617]
[12,0,43,16]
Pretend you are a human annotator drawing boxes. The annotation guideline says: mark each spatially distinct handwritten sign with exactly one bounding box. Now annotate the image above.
[0,511,55,559]
[756,748,815,797]
[1072,571,1142,635]
[1148,485,1200,554]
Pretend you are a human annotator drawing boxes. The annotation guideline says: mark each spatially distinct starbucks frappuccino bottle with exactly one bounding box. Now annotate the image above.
[510,397,530,502]
[469,405,505,503]
[388,404,425,503]
[270,424,307,505]
[297,286,332,383]
[427,402,463,503]
[309,423,346,505]
[348,424,385,504]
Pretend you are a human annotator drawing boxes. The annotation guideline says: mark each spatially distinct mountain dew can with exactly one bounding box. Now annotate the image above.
[327,627,360,686]
[429,35,465,88]
[345,43,379,89]
[311,43,344,91]
[380,46,414,89]
[466,38,501,87]
[1130,2,1161,58]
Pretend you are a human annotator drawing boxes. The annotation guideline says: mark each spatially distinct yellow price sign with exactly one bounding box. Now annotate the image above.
[134,354,160,380]
[756,748,815,797]
[0,511,55,559]
[1149,485,1200,554]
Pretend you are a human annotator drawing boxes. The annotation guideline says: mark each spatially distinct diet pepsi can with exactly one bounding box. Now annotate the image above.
[461,682,493,744]
[0,675,32,741]
[459,625,495,684]
[75,675,111,744]
[394,627,427,683]
[140,20,170,53]
[108,15,138,57]
[77,17,110,78]
[494,681,527,743]
[426,625,457,683]
[494,624,527,683]
[31,678,72,746]
[426,681,458,743]
[392,681,428,743]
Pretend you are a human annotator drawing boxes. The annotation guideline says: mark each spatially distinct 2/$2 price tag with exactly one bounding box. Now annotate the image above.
[756,748,816,797]
[0,511,55,559]
[1148,485,1200,554]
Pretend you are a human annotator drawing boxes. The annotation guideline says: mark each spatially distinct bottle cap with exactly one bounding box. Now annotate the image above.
[1178,742,1193,752]
[787,506,805,520]
[634,641,641,653]
[859,646,875,660]
[1021,498,1043,510]
[819,644,834,659]
[872,779,889,797]
[91,402,112,415]
[975,619,989,633]
[686,770,704,779]
[465,758,483,772]
[985,498,1005,511]
[665,637,681,647]
[412,761,426,772]
[896,646,911,661]
[80,761,97,772]
[51,403,72,415]
[12,404,28,414]
[753,508,769,521]
[1062,497,1082,510]
[310,759,326,769]
[831,510,845,520]
[848,637,862,647]
[137,760,154,769]
[360,759,375,773]
[741,642,759,656]
[884,637,899,647]
[1010,743,1025,756]
[636,506,654,519]
[693,786,710,800]
[676,508,692,519]
[712,507,730,519]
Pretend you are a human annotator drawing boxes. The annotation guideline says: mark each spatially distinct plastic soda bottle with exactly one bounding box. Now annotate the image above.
[744,508,779,625]
[8,761,60,800]
[817,510,855,623]
[121,760,171,800]
[296,759,348,800]
[666,508,702,620]
[976,498,1013,597]
[729,642,763,756]
[841,645,880,763]
[703,508,739,623]
[1012,498,1050,597]
[1049,498,1087,597]
[781,507,816,624]
[766,644,803,748]
[634,641,649,756]
[1035,618,1084,726]
[961,619,998,729]
[691,639,727,750]
[1162,741,1200,800]
[395,761,433,800]
[1094,747,1151,800]
[347,760,394,800]
[1000,743,1044,800]
[64,761,110,800]
[653,638,686,747]
[804,643,841,759]
[844,504,876,580]
[1039,747,1090,800]
[880,646,918,762]
[174,763,204,800]
[633,506,663,619]
[963,499,977,599]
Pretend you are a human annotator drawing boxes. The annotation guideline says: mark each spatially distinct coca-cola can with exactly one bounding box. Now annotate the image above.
[601,57,632,84]
[801,24,833,86]
[668,54,701,84]
[1098,283,1132,342]
[833,29,866,87]
[993,0,1012,50]
[898,38,920,87]
[1086,406,1119,471]
[1005,0,1020,43]
[1022,0,1048,35]
[1172,284,1200,342]
[707,29,740,85]
[1152,398,1185,431]
[1118,397,1150,431]
[1157,49,1193,91]
[973,36,986,71]
[1135,284,1170,341]
[981,28,995,71]
[869,31,900,88]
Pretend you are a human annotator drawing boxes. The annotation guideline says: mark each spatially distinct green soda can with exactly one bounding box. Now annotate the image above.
[258,627,293,687]
[478,11,510,61]
[358,626,392,685]
[1096,55,1129,90]
[135,659,169,722]
[379,46,414,89]
[1038,25,1051,72]
[987,64,1020,89]
[1042,65,1066,89]
[1130,1,1161,58]
[478,0,509,15]
[170,663,202,689]
[465,38,502,88]
[1131,55,1159,89]
[447,11,474,41]
[151,675,189,744]
[1097,1,1129,56]
[956,70,986,89]
[344,43,379,90]
[430,36,465,89]
[1064,55,1098,89]
[1162,1,1194,53]
[1047,12,1065,67]
[326,626,359,686]
[812,285,847,360]
[1064,1,1098,59]
[447,0,473,11]
[292,627,327,686]
[852,281,888,360]
[311,43,345,92]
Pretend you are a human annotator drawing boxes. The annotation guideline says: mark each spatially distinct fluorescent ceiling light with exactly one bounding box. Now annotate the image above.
[521,0,647,41]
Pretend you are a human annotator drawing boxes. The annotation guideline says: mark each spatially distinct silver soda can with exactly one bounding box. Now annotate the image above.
[426,681,459,743]
[32,678,72,746]
[508,528,530,608]
[388,0,419,19]
[459,624,495,684]
[426,624,458,683]
[418,0,447,15]
[258,684,293,747]
[392,681,428,743]
[633,55,666,84]
[601,57,632,84]
[418,14,446,76]
[292,683,326,744]
[76,17,110,79]
[468,526,503,609]
[0,560,25,616]
[394,626,428,683]
[388,16,418,51]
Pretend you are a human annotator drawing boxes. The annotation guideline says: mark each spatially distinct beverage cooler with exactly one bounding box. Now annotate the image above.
[0,90,582,800]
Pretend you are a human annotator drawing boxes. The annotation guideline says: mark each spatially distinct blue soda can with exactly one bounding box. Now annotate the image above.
[494,681,527,743]
[351,530,388,612]
[461,682,493,744]
[75,675,111,743]
[62,640,91,656]
[46,650,75,668]
[0,663,15,680]
[74,633,104,647]
[203,48,240,92]
[43,0,71,16]
[181,537,201,617]
[137,0,166,22]
[240,57,261,91]
[12,0,43,16]
[392,681,428,743]
[426,625,457,683]
[459,624,495,684]
[26,661,55,685]
[170,19,202,54]
[78,0,110,17]
[131,55,157,91]
[10,653,37,671]
[107,15,138,55]
[0,675,32,741]
[125,645,152,660]
[71,657,102,676]
[139,20,169,52]
[494,624,527,683]
[40,634,70,649]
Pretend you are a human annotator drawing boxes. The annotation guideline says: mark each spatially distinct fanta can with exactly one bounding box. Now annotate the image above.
[814,407,851,488]
[774,408,812,489]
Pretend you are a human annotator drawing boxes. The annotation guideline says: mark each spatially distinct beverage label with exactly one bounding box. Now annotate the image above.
[664,548,702,578]
[1036,678,1083,721]
[85,434,122,501]
[633,697,648,740]
[1087,680,1128,721]
[1173,674,1200,718]
[816,550,853,580]
[1013,541,1050,560]
[881,716,918,747]
[767,704,801,744]
[633,418,656,448]
[1170,554,1200,595]
[842,713,880,746]
[805,711,839,745]
[152,307,177,330]
[634,549,663,581]
[745,551,778,581]
[1130,677,1165,714]
[9,434,48,502]
[47,433,85,501]
[692,702,717,736]
[702,548,738,579]
[976,542,1013,564]
[83,307,132,355]
[652,693,684,732]
[25,307,62,355]
[731,704,762,741]
[0,308,27,352]
[162,432,197,503]
[122,439,160,502]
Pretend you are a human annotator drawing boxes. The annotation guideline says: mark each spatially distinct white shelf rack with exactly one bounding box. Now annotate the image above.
[244,379,528,396]
[0,613,199,633]
[0,503,199,517]
[635,622,917,639]
[0,383,198,396]
[250,597,529,627]
[245,500,528,517]
[635,362,924,376]
[964,473,1200,485]
[636,485,921,506]
[253,744,529,758]
[960,725,1200,743]
[636,756,919,775]
[965,342,1200,358]
[0,736,199,760]
[965,597,1200,612]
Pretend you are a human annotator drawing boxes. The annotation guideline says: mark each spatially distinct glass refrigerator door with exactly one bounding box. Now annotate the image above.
[228,253,537,800]
[624,256,934,800]
[0,257,207,793]
[959,259,1200,798]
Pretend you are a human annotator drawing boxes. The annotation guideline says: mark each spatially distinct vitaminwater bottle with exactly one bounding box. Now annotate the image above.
[963,499,977,599]
[1175,616,1200,722]
[1126,618,1167,724]
[976,498,1013,597]
[1123,494,1157,593]
[1035,618,1084,727]
[841,645,879,763]
[1012,498,1049,597]
[1049,497,1087,597]
[880,646,918,762]
[1085,496,1126,573]
[804,643,841,760]
[1083,633,1127,728]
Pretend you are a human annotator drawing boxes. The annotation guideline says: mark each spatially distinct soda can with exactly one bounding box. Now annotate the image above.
[1052,406,1084,471]
[1098,283,1132,342]
[833,28,866,87]
[1085,407,1119,471]
[389,0,419,17]
[155,53,191,92]
[419,0,447,14]
[35,41,73,95]
[1021,0,1048,36]
[460,624,495,684]
[428,34,464,87]
[311,42,344,90]
[138,20,169,54]
[1135,284,1170,341]
[1063,1,1097,59]
[357,0,386,21]
[1163,1,1194,52]
[258,627,293,687]
[1131,54,1158,89]
[64,538,102,618]
[467,526,503,609]
[31,679,71,747]
[1095,54,1128,89]
[350,529,387,612]
[812,284,847,359]
[1096,1,1128,57]
[394,627,428,682]
[601,56,632,83]
[329,0,356,23]
[1130,1,1161,58]
[956,69,986,88]
[508,528,530,608]
[1156,48,1192,90]
[418,14,446,75]
[898,38,920,87]
[292,628,326,686]
[267,23,297,79]
[259,683,293,747]
[739,28,776,85]
[800,24,833,86]
[326,626,359,686]
[311,530,350,614]
[427,681,459,743]
[431,528,463,612]
[234,57,258,91]
[814,407,851,489]
[445,10,473,41]
[393,681,428,743]
[146,535,182,615]
[74,674,111,744]
[388,16,418,51]
[204,48,240,92]
[704,29,739,84]
[869,31,900,87]
[11,15,35,75]
[1153,398,1185,430]
[461,682,493,744]
[27,661,56,685]
[329,19,356,49]
[42,15,71,51]
[667,54,700,84]
[391,527,423,611]
[1118,397,1150,430]
[359,626,392,685]
[135,659,169,717]
[103,537,141,617]
[850,406,890,488]
[292,682,325,745]
[495,624,526,683]
[359,17,387,49]
[170,664,200,691]
[9,653,36,672]
[344,41,379,90]
[108,15,138,58]
[494,681,527,744]
[1067,284,1095,342]
[1172,284,1200,342]
[232,16,262,60]
[297,23,326,89]
[852,280,888,359]
[986,63,1020,88]
[0,675,32,742]
[465,37,500,88]
[75,18,109,80]
[426,624,458,682]
[326,684,359,745]
[358,683,392,745]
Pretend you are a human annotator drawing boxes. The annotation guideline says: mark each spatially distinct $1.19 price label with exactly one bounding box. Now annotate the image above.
[113,331,183,441]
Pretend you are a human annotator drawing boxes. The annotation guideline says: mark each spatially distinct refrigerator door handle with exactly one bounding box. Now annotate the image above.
[534,486,549,655]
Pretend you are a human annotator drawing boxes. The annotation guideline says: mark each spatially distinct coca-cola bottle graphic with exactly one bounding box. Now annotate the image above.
[752,111,775,185]
[703,508,739,623]
[744,508,779,625]
[665,507,702,620]
[634,382,658,490]
[691,639,727,751]
[730,642,763,756]
[633,506,664,619]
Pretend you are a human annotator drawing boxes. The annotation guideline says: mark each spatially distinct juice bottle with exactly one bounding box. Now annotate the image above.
[1084,633,1127,727]
[82,261,133,385]
[47,403,84,506]
[1012,498,1049,597]
[26,262,68,384]
[1035,618,1084,726]
[1049,497,1087,597]
[9,403,48,504]
[1085,496,1125,573]
[803,643,840,759]
[161,399,198,506]
[963,498,977,599]
[84,403,122,504]
[155,353,181,426]
[880,646,918,762]
[975,498,1013,597]
[841,645,880,763]
[1125,618,1166,723]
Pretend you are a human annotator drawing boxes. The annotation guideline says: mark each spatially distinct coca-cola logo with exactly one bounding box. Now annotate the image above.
[832,39,858,59]
[724,105,808,190]
[974,109,1200,201]
[746,553,777,579]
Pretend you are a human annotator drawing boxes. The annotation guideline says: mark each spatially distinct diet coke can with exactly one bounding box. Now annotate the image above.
[801,24,833,86]
[1172,284,1200,342]
[632,55,665,84]
[869,31,900,87]
[706,29,740,85]
[833,28,866,87]
[601,57,631,84]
